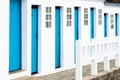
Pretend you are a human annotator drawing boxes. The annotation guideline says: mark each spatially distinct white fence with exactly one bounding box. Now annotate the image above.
[76,37,120,80]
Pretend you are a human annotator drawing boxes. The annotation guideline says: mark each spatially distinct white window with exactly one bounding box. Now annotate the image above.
[46,7,51,13]
[46,14,51,20]
[46,7,52,28]
[84,8,88,25]
[46,22,51,28]
[111,14,114,29]
[98,9,102,25]
[67,8,72,27]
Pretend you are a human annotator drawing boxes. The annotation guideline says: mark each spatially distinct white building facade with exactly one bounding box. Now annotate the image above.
[0,0,120,80]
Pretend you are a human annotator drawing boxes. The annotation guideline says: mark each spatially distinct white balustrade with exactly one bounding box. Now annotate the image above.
[76,37,120,80]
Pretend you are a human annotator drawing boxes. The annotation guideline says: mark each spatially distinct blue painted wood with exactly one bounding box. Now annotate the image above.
[74,7,79,63]
[55,7,61,68]
[9,0,21,72]
[90,8,94,39]
[32,6,38,74]
[115,14,118,36]
[104,13,107,37]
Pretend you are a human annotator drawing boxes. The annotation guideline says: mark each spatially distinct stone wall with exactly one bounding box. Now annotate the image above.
[84,68,120,80]
[83,59,120,80]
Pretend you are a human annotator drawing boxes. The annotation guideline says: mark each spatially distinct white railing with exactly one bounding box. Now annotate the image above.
[76,37,120,80]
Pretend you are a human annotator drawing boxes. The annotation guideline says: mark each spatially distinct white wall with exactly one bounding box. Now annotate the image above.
[0,0,9,80]
[1,0,120,79]
[103,6,120,38]
[38,5,55,75]
[26,0,120,76]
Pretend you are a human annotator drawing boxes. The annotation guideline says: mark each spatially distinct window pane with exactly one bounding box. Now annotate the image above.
[46,22,49,28]
[99,15,102,19]
[48,22,51,27]
[46,21,51,28]
[111,24,114,29]
[67,14,72,20]
[99,20,102,25]
[111,14,113,18]
[98,9,102,14]
[84,20,88,25]
[84,8,88,13]
[67,21,71,26]
[46,14,51,20]
[111,19,113,23]
[46,7,51,13]
[67,8,71,13]
[84,14,88,19]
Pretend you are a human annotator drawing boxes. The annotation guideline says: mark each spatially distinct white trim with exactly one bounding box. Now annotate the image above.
[9,71,28,79]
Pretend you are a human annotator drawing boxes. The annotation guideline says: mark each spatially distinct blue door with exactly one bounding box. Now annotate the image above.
[9,0,21,72]
[32,6,38,74]
[55,7,61,68]
[90,8,94,39]
[115,14,118,36]
[74,7,79,63]
[104,13,107,37]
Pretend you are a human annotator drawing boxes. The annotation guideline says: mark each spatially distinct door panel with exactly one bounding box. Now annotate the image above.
[9,0,21,72]
[90,8,94,39]
[31,6,38,74]
[115,14,118,36]
[55,7,61,68]
[104,13,107,37]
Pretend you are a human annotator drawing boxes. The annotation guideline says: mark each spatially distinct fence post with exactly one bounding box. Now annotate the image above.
[104,56,110,71]
[76,40,82,80]
[115,54,120,67]
[91,40,97,75]
[104,39,110,71]
[91,59,97,75]
[115,41,120,67]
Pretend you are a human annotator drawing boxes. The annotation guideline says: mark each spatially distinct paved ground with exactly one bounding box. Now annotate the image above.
[13,68,119,80]
[13,60,115,80]
[37,69,75,80]
[13,69,75,80]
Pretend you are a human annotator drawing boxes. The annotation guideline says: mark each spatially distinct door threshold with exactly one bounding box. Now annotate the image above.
[9,70,26,74]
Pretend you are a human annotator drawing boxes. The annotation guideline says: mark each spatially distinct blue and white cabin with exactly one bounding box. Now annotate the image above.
[0,0,120,79]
